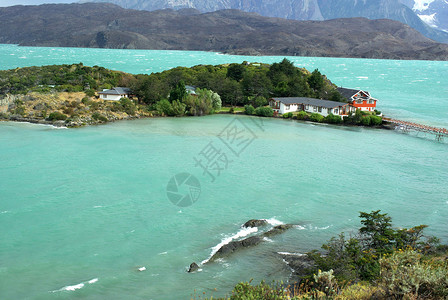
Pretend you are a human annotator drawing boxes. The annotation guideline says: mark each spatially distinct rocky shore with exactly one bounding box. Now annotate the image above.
[0,92,151,128]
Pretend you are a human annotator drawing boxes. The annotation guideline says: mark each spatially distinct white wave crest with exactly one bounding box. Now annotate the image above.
[263,237,274,242]
[265,218,284,226]
[201,226,258,265]
[53,278,98,292]
[278,251,305,256]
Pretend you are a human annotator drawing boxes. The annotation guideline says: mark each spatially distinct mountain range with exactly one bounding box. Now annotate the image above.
[80,0,448,43]
[1,3,447,60]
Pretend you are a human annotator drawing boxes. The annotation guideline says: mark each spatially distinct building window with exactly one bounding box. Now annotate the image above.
[356,99,362,104]
[286,105,290,110]
[369,100,374,104]
[313,106,317,112]
[334,109,339,114]
[305,105,309,110]
[318,107,322,113]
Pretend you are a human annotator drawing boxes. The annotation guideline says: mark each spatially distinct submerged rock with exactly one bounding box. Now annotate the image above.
[211,236,263,261]
[187,262,200,273]
[279,253,315,278]
[262,224,294,237]
[243,219,268,228]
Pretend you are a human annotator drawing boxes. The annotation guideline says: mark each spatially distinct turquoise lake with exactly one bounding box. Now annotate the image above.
[0,44,447,299]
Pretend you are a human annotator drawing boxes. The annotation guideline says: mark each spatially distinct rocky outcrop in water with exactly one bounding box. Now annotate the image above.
[208,223,295,262]
[187,262,200,273]
[243,219,268,228]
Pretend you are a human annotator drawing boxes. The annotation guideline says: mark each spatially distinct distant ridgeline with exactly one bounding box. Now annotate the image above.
[0,59,366,126]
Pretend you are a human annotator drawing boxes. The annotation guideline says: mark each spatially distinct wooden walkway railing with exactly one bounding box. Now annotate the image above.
[383,117,448,141]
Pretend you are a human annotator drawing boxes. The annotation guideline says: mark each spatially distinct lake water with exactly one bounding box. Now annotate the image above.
[0,44,447,299]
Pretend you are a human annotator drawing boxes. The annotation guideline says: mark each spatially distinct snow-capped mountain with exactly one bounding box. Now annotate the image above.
[401,0,448,32]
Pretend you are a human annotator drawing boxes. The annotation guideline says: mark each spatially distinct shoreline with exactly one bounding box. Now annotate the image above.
[0,111,398,131]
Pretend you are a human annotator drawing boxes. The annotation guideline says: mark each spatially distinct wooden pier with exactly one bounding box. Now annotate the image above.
[383,117,448,141]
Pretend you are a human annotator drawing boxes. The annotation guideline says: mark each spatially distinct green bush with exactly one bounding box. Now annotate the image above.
[254,106,274,117]
[361,116,371,126]
[48,111,67,121]
[370,115,383,126]
[309,113,324,122]
[229,281,289,300]
[155,99,173,116]
[244,104,255,115]
[282,112,293,119]
[91,112,108,122]
[85,89,96,97]
[119,97,136,116]
[297,111,309,120]
[324,113,342,124]
[229,107,235,114]
[81,97,90,105]
[171,100,186,116]
[380,249,448,299]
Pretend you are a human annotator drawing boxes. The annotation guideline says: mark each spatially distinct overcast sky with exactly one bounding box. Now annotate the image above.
[0,0,76,6]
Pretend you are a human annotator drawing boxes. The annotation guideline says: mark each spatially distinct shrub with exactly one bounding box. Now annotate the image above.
[380,248,448,299]
[282,112,293,119]
[91,112,108,122]
[324,113,342,124]
[48,111,67,121]
[155,99,173,116]
[374,109,381,115]
[370,115,383,126]
[119,97,136,116]
[63,107,75,116]
[229,281,289,300]
[244,104,255,115]
[309,113,324,122]
[297,111,309,120]
[85,89,96,97]
[229,107,235,114]
[171,99,186,116]
[361,116,371,126]
[254,106,274,117]
[81,97,90,105]
[313,269,338,296]
[336,283,383,300]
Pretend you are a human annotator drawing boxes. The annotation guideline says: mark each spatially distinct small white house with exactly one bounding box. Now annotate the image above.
[98,87,132,101]
[269,97,354,117]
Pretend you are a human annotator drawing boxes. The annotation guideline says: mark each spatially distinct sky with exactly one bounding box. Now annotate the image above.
[0,0,76,6]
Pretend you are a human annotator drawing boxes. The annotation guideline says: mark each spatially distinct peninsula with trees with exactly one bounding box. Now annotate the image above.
[0,59,382,127]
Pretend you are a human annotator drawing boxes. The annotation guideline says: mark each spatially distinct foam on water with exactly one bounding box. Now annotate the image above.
[265,218,284,226]
[201,226,258,265]
[53,278,98,292]
[277,252,306,256]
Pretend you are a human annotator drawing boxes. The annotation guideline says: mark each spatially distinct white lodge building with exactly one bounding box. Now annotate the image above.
[98,87,132,101]
[269,97,355,117]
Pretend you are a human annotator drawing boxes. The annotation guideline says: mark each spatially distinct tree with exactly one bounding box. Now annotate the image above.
[359,210,395,253]
[169,80,187,102]
[183,88,216,116]
[210,91,222,112]
[226,63,246,81]
[308,69,324,92]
